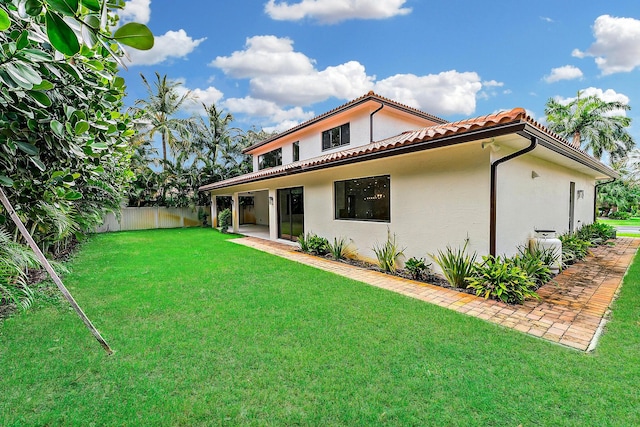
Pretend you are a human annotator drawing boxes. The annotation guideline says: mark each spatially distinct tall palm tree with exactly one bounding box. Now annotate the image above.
[545,91,634,161]
[133,73,194,167]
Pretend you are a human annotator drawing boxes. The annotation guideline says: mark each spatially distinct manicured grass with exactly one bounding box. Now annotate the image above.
[2,228,640,426]
[598,217,640,227]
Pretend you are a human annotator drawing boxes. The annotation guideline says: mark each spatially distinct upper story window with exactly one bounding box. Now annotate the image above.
[292,141,300,162]
[258,148,282,170]
[322,123,350,151]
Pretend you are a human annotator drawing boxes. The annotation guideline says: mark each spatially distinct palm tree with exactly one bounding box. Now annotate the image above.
[133,73,194,167]
[545,91,634,161]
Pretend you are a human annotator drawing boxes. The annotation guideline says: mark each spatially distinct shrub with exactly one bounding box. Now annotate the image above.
[430,239,477,288]
[575,222,616,243]
[466,255,539,304]
[608,210,631,220]
[307,234,329,255]
[297,232,310,252]
[559,234,590,264]
[372,230,405,273]
[404,257,431,280]
[327,237,353,260]
[218,208,232,233]
[526,243,561,272]
[511,248,552,286]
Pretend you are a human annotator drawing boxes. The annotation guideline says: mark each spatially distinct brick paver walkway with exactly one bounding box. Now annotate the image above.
[232,237,639,351]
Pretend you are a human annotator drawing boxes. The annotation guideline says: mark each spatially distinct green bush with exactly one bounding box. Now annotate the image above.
[297,232,311,252]
[307,234,329,255]
[575,222,616,243]
[218,209,232,233]
[327,237,353,260]
[466,255,539,304]
[430,239,477,288]
[372,230,405,273]
[608,211,631,220]
[559,233,591,265]
[404,257,431,280]
[511,248,553,286]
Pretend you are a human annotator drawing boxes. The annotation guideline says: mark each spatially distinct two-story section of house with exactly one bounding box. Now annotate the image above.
[199,91,616,265]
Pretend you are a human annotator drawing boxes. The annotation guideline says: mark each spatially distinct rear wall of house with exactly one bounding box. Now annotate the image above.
[495,153,596,256]
[280,142,492,265]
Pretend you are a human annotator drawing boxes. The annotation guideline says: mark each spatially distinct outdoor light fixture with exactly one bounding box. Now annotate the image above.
[577,190,584,199]
[531,171,540,179]
[269,196,274,205]
[481,139,501,152]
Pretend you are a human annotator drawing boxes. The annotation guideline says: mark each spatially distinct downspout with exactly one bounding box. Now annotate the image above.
[370,103,384,142]
[490,136,538,256]
[594,178,616,222]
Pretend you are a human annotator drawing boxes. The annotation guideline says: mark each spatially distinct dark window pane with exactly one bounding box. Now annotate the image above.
[334,175,390,222]
[258,148,282,170]
[322,123,350,151]
[293,141,300,161]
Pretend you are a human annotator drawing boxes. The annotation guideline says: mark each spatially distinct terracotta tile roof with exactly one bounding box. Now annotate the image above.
[242,91,447,154]
[199,107,616,192]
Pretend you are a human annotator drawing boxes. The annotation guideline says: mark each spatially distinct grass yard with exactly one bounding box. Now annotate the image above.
[598,217,640,237]
[2,228,640,426]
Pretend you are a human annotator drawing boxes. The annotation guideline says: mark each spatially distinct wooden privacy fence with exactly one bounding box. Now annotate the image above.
[95,206,208,233]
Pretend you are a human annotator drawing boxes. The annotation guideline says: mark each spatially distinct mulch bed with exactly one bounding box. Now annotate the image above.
[305,250,476,296]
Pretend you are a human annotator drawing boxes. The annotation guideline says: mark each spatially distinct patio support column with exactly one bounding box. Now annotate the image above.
[210,194,216,228]
[232,192,240,233]
[269,188,278,240]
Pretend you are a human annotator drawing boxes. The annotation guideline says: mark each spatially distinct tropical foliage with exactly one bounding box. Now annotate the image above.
[466,255,539,304]
[545,91,634,161]
[0,0,152,310]
[127,76,259,208]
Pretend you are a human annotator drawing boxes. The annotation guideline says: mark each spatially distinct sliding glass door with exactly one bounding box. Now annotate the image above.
[278,187,304,241]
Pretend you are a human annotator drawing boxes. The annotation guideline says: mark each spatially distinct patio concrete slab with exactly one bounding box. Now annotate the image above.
[231,236,639,351]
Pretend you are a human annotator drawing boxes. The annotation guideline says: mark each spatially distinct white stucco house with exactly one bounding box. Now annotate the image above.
[199,92,617,262]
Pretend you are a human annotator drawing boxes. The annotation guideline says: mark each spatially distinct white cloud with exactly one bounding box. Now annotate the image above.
[544,65,583,83]
[574,15,640,75]
[211,36,315,78]
[180,86,225,114]
[127,30,206,66]
[224,97,315,125]
[540,16,554,23]
[373,71,483,116]
[264,0,411,24]
[211,35,488,117]
[120,0,151,24]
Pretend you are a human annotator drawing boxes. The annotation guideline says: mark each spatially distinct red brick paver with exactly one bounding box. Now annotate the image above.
[232,237,639,351]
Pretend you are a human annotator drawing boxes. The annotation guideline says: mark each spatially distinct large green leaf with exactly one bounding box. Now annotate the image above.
[16,141,40,156]
[24,0,44,16]
[45,11,80,56]
[113,23,154,50]
[64,189,83,200]
[46,0,78,16]
[0,175,14,186]
[80,0,100,11]
[27,90,52,107]
[0,8,10,31]
[50,119,65,137]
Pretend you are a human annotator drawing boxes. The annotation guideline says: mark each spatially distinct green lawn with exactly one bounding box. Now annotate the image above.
[598,217,640,237]
[2,228,640,426]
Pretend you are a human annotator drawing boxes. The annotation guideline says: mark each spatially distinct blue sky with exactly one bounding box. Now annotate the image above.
[117,0,640,145]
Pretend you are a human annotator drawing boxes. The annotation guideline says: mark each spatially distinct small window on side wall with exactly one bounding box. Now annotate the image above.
[293,141,300,162]
[334,175,390,222]
[258,148,282,170]
[322,123,350,151]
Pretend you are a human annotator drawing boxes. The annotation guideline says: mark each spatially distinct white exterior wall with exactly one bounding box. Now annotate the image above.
[253,191,269,225]
[250,107,440,172]
[495,153,596,256]
[213,142,492,266]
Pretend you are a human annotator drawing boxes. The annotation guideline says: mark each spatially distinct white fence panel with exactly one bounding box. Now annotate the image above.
[95,207,207,233]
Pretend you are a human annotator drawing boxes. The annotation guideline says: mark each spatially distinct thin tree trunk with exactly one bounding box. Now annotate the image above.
[0,188,113,355]
[572,131,581,148]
